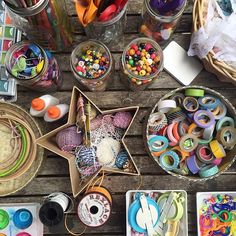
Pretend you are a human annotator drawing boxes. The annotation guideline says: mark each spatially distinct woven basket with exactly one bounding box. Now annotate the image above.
[193,0,236,84]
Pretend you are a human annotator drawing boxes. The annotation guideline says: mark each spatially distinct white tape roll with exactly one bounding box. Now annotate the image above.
[157,100,177,113]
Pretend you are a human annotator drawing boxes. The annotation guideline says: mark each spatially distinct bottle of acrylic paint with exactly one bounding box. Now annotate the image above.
[30,95,59,117]
[44,104,69,122]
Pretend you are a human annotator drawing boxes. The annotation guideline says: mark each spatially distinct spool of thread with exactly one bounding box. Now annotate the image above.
[113,111,133,129]
[77,186,112,227]
[39,192,73,227]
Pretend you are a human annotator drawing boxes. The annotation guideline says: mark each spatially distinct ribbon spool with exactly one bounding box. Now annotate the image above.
[77,186,112,227]
[39,192,73,227]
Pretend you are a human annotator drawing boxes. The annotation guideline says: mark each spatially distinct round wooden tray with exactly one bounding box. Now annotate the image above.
[144,86,236,181]
[0,102,44,196]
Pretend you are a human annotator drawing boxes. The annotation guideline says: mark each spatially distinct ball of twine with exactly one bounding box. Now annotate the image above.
[115,150,129,169]
[113,112,133,129]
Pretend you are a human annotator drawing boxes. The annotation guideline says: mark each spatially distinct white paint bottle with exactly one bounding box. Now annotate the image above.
[44,104,69,122]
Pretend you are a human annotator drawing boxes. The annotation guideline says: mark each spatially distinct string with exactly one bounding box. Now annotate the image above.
[136,174,143,190]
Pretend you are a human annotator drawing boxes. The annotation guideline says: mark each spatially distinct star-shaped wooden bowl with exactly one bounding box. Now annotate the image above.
[36,86,140,197]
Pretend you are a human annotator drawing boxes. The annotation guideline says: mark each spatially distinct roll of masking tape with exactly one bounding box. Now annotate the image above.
[185,88,204,97]
[157,100,177,113]
[209,140,226,158]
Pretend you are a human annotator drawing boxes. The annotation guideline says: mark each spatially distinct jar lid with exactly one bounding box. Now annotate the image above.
[0,209,9,230]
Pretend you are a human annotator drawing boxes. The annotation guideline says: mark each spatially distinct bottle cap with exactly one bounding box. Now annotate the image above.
[16,233,31,236]
[47,106,61,119]
[31,98,45,111]
[13,208,33,229]
[0,209,9,230]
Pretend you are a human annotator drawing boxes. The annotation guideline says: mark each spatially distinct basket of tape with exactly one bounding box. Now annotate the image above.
[144,86,236,181]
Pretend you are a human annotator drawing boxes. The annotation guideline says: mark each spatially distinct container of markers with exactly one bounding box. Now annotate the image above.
[121,37,163,91]
[145,86,236,181]
[5,41,61,92]
[70,40,114,92]
[3,0,72,51]
[140,0,186,44]
[85,1,128,47]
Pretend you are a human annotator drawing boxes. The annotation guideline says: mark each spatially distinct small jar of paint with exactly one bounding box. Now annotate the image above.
[70,40,114,91]
[5,41,61,92]
[121,37,163,91]
[140,0,187,44]
[13,208,33,229]
[0,209,9,230]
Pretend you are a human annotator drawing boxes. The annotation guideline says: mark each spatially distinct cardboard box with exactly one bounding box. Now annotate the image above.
[36,86,140,197]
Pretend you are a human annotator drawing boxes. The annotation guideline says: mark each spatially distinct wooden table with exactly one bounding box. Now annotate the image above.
[1,0,236,235]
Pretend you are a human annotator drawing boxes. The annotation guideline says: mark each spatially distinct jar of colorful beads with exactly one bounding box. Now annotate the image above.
[121,37,163,91]
[84,1,128,47]
[140,0,187,44]
[5,41,61,92]
[70,40,114,91]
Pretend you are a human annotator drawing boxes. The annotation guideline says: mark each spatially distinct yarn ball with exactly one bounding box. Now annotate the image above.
[56,126,82,152]
[90,114,114,131]
[96,137,121,166]
[113,112,133,129]
[115,150,129,169]
[75,146,100,176]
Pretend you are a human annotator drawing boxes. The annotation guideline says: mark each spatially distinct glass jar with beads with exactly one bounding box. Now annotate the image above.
[5,41,61,92]
[70,40,114,92]
[121,37,163,91]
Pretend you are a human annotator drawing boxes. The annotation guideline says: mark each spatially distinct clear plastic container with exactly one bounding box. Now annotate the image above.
[121,37,163,91]
[4,0,72,51]
[84,3,127,47]
[5,41,61,92]
[140,0,187,44]
[70,40,114,91]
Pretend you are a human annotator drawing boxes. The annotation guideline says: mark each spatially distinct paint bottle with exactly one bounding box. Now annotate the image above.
[13,208,33,229]
[30,95,59,117]
[44,104,69,122]
[39,192,73,227]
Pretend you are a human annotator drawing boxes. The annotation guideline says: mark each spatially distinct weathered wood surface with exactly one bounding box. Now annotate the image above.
[3,0,236,235]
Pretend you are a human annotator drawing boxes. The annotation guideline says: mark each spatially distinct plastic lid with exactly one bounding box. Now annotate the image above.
[47,106,61,119]
[31,98,45,111]
[0,209,9,230]
[13,209,33,229]
[39,201,64,227]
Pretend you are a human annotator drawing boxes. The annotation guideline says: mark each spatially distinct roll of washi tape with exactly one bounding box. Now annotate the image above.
[178,120,190,137]
[198,95,220,109]
[170,93,185,107]
[209,140,226,159]
[193,110,215,129]
[183,97,199,112]
[212,157,222,166]
[198,165,219,178]
[216,126,236,148]
[172,122,181,141]
[39,192,73,227]
[157,100,177,113]
[216,116,235,131]
[159,150,179,170]
[167,123,178,146]
[173,161,189,175]
[148,112,168,132]
[184,88,204,97]
[171,146,189,162]
[148,135,169,152]
[166,107,186,124]
[179,134,199,152]
[188,123,204,138]
[196,145,214,164]
[208,102,227,120]
[198,137,213,145]
[186,155,203,174]
[202,124,215,140]
[77,186,112,227]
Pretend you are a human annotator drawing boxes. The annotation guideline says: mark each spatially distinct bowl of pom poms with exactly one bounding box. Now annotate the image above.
[145,86,236,181]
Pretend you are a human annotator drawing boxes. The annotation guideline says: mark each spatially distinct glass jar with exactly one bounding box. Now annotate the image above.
[5,41,61,92]
[70,40,114,92]
[140,0,187,44]
[3,0,72,51]
[121,37,163,91]
[84,2,127,47]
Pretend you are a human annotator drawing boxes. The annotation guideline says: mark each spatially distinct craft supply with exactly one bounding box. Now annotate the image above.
[96,137,121,166]
[140,0,186,43]
[148,112,168,132]
[113,111,133,129]
[30,95,59,117]
[115,149,129,169]
[77,186,112,227]
[56,126,83,152]
[0,203,43,235]
[71,40,113,91]
[39,192,73,227]
[126,190,187,236]
[5,41,61,92]
[121,38,163,91]
[44,104,69,122]
[197,192,236,236]
[4,0,72,51]
[146,86,236,179]
[75,146,100,177]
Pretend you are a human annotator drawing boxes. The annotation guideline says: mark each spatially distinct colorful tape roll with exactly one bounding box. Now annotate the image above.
[148,135,169,152]
[159,150,179,170]
[179,134,199,152]
[209,102,227,120]
[216,126,236,148]
[198,95,220,109]
[193,110,215,129]
[198,165,219,178]
[148,112,168,132]
[209,140,226,159]
[186,155,202,174]
[157,100,177,113]
[216,116,235,131]
[188,123,204,138]
[196,145,214,164]
[183,97,199,112]
[184,88,204,97]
